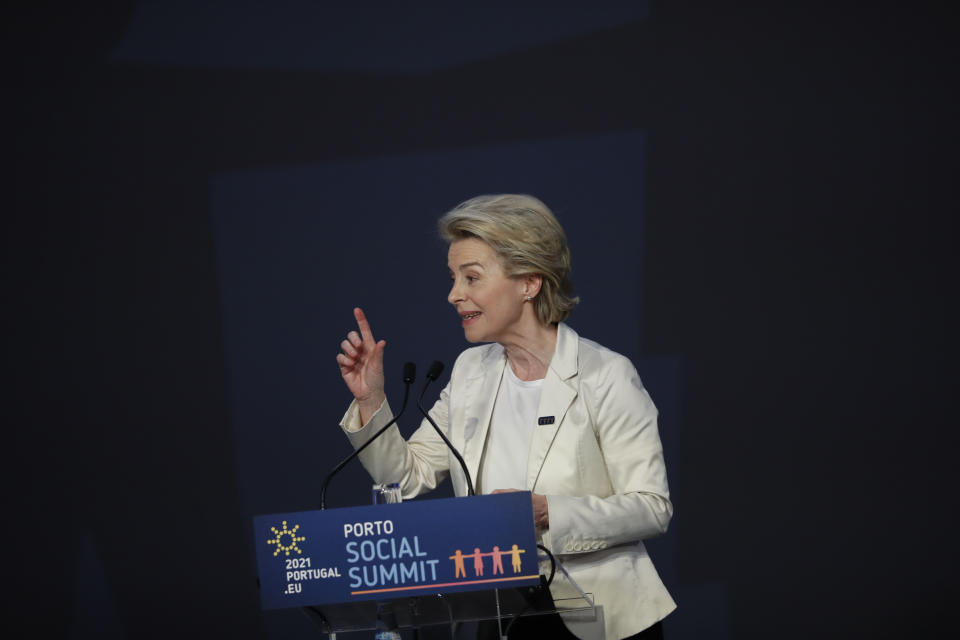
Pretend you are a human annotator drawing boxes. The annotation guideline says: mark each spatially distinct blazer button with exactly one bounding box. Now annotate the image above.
[565,544,574,552]
[573,542,583,551]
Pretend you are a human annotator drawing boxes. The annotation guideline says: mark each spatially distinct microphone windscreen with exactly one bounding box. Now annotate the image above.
[427,360,445,381]
[403,362,416,384]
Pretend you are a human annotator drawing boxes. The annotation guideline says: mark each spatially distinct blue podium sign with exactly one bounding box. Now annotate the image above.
[253,492,540,610]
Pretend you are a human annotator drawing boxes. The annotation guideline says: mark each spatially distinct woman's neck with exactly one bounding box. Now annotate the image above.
[501,322,558,381]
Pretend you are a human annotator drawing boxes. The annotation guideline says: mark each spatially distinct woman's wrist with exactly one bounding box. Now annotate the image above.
[357,393,386,425]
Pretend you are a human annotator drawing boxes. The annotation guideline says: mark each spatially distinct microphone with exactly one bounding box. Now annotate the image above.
[416,360,476,496]
[320,362,416,509]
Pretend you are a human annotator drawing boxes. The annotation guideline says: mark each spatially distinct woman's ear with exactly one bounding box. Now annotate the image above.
[522,274,543,299]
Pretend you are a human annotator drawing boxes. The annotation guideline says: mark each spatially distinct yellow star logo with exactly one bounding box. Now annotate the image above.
[266,520,306,557]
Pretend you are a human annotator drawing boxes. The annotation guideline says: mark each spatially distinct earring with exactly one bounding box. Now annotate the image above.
[525,295,533,301]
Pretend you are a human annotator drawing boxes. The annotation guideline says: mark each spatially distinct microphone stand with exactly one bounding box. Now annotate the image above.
[319,363,415,510]
[416,361,475,496]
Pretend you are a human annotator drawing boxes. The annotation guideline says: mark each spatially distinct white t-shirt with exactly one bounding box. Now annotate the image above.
[478,364,543,494]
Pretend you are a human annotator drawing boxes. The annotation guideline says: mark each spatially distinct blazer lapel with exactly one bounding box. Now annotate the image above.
[457,345,506,492]
[527,323,579,490]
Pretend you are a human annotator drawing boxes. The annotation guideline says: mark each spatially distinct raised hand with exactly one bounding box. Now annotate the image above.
[336,307,387,423]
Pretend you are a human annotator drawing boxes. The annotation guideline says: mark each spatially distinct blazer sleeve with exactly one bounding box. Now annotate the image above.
[339,382,453,500]
[544,354,673,555]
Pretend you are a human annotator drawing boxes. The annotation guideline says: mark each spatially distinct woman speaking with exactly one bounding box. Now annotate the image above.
[336,194,675,639]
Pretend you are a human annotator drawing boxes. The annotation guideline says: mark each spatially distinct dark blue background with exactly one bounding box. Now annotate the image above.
[4,2,955,639]
[211,132,652,517]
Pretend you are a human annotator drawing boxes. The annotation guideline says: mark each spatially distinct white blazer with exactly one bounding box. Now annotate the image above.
[341,323,676,639]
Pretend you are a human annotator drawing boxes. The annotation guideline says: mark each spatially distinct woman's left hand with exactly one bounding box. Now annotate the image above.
[492,489,549,530]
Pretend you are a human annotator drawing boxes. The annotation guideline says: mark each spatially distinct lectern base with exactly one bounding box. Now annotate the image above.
[301,575,594,635]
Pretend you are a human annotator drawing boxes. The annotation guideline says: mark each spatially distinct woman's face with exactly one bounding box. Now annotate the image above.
[447,238,528,344]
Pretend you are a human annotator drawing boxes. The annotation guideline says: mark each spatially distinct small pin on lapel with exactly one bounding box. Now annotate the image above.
[538,416,555,425]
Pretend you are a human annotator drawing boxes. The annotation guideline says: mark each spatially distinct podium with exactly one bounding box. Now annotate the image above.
[252,492,594,635]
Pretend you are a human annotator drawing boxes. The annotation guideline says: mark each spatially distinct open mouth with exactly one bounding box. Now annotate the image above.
[461,312,481,320]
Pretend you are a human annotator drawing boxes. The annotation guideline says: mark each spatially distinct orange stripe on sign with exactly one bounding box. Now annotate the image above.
[350,574,540,596]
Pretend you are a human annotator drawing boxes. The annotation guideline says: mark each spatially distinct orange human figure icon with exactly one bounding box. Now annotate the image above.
[510,544,526,573]
[491,546,504,575]
[472,547,484,576]
[449,549,466,578]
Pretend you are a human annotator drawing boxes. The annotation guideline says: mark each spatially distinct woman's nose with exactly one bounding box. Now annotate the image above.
[448,281,463,305]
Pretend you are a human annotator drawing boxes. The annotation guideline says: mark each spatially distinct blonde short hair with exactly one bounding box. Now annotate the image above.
[438,194,579,325]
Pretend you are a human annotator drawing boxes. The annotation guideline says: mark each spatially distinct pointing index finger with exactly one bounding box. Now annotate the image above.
[353,307,377,346]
